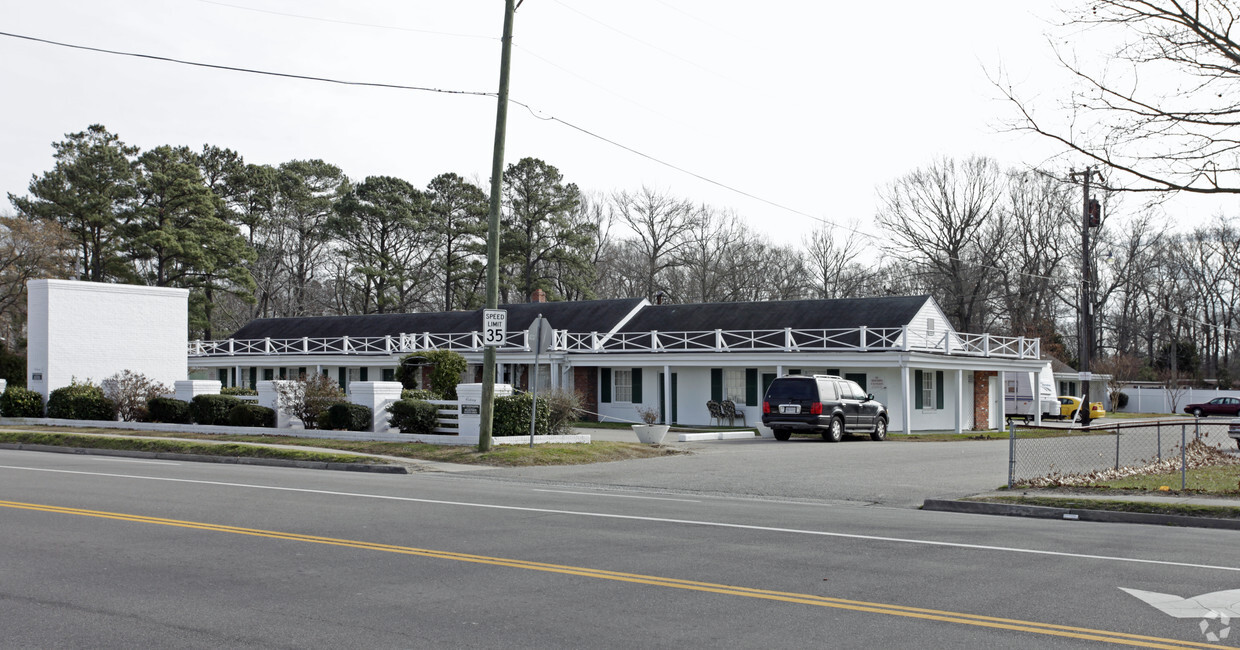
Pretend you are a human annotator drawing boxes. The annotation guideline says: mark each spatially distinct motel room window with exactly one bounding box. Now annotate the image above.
[614,369,633,402]
[724,368,745,404]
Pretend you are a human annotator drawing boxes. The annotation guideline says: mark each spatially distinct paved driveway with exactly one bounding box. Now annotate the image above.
[461,432,1011,508]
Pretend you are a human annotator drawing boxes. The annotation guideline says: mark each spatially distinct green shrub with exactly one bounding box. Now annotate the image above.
[423,350,468,400]
[493,392,549,437]
[221,386,258,396]
[1116,391,1129,409]
[387,399,440,435]
[401,388,441,401]
[147,397,191,424]
[323,402,372,431]
[47,380,116,421]
[394,353,423,391]
[189,394,243,425]
[227,403,275,428]
[1,386,44,418]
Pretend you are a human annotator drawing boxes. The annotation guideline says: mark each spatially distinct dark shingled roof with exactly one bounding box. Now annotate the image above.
[226,298,646,340]
[617,295,934,332]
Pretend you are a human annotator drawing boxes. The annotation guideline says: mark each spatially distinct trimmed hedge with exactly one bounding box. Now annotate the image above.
[147,397,191,424]
[47,383,116,421]
[322,402,372,431]
[400,389,441,401]
[189,394,243,426]
[227,403,275,428]
[221,386,258,396]
[493,393,550,437]
[1,386,44,418]
[388,399,439,435]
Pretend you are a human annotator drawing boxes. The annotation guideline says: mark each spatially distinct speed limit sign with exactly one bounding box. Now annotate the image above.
[483,309,507,347]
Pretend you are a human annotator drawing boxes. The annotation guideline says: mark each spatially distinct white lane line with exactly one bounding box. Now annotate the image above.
[1,463,1236,574]
[90,458,181,466]
[531,489,701,503]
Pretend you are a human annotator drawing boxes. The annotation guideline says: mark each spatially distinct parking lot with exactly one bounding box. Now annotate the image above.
[464,429,1012,508]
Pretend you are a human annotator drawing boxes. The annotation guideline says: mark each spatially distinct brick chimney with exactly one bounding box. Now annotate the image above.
[531,288,547,303]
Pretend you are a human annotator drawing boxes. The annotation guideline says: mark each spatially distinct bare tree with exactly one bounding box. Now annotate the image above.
[0,212,74,344]
[611,187,699,300]
[803,224,867,299]
[669,207,748,303]
[877,156,1008,332]
[998,1,1240,194]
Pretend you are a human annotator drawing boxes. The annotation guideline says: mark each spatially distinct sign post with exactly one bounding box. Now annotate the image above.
[527,315,551,448]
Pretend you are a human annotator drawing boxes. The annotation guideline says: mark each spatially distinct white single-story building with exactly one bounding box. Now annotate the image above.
[188,294,1048,433]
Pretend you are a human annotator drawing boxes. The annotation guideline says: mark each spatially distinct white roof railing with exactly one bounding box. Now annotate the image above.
[188,325,1040,360]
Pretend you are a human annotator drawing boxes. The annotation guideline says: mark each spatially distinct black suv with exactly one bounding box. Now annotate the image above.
[761,374,888,442]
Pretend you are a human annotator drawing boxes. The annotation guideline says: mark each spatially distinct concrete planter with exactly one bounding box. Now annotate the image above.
[632,424,670,444]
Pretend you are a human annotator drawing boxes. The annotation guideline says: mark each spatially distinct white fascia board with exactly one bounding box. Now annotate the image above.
[903,353,1048,372]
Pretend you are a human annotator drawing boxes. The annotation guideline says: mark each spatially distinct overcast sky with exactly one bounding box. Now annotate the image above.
[2,0,1233,249]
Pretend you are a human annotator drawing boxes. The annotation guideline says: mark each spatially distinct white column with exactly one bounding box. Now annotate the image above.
[954,369,964,434]
[258,380,295,429]
[349,381,404,433]
[663,364,672,425]
[456,382,513,442]
[1029,370,1041,425]
[901,365,912,435]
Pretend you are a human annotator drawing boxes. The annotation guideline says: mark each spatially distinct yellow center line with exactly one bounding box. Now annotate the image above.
[0,499,1224,649]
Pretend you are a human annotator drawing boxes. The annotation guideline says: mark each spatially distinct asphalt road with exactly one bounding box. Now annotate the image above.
[1,448,1237,648]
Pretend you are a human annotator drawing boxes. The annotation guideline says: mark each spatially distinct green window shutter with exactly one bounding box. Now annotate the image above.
[248,367,257,390]
[360,368,368,382]
[278,367,286,380]
[601,368,612,403]
[936,371,945,410]
[382,368,395,382]
[338,367,347,389]
[710,368,723,401]
[218,368,227,385]
[745,368,758,405]
[915,370,924,410]
[631,368,643,403]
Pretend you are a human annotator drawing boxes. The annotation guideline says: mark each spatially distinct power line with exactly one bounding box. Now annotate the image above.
[0,29,1076,289]
[0,31,493,97]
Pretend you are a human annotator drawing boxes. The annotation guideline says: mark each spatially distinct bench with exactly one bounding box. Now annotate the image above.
[1005,413,1034,426]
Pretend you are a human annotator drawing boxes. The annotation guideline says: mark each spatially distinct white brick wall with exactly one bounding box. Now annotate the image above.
[27,279,189,398]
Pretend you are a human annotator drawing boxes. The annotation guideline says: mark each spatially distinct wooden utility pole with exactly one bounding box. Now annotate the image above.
[479,0,516,452]
[1069,167,1102,426]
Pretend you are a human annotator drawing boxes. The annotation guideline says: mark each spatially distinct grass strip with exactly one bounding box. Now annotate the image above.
[969,495,1240,520]
[0,426,682,467]
[0,431,376,464]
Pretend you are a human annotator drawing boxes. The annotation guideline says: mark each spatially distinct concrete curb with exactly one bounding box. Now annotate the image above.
[922,498,1240,530]
[0,443,409,474]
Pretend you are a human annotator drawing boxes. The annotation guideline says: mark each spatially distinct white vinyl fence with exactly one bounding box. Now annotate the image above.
[1118,386,1240,415]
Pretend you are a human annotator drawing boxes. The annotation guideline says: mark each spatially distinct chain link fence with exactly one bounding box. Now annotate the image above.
[1008,419,1238,488]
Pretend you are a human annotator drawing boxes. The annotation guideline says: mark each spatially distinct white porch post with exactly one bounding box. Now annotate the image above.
[901,365,912,435]
[1029,370,1041,426]
[954,369,963,434]
[663,364,672,425]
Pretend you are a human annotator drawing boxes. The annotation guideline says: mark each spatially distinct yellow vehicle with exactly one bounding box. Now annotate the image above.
[1057,395,1105,420]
